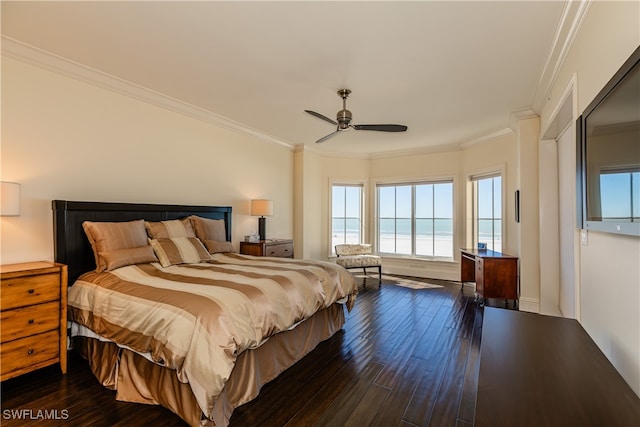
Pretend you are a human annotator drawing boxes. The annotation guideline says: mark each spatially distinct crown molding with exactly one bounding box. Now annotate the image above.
[1,36,295,151]
[368,140,463,159]
[303,125,518,160]
[459,128,515,149]
[508,107,539,131]
[531,0,592,112]
[298,143,373,159]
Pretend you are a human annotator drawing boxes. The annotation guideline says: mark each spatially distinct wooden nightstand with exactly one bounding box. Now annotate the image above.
[0,261,67,381]
[240,239,294,258]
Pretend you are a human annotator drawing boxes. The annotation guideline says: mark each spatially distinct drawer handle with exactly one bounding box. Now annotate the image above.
[28,289,35,294]
[28,319,35,324]
[27,349,34,355]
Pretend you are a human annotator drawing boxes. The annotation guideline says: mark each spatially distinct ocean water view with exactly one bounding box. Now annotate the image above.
[333,219,502,256]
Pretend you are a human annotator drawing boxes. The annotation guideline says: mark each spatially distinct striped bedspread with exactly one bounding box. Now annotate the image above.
[67,253,358,419]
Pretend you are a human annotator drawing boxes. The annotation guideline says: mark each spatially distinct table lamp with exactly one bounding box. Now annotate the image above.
[251,199,273,241]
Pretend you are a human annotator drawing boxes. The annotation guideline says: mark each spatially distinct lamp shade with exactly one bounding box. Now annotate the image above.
[0,181,21,216]
[251,199,273,217]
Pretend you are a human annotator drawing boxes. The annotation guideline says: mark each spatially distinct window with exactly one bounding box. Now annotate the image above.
[471,174,502,252]
[377,181,454,258]
[331,184,363,251]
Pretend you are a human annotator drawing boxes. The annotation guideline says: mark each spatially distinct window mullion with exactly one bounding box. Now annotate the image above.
[344,189,348,244]
[410,185,416,256]
[472,181,477,248]
[491,177,495,250]
[347,188,350,243]
[431,184,435,256]
[394,187,398,253]
[630,173,634,221]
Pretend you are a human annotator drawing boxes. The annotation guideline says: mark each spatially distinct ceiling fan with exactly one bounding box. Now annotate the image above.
[305,89,408,143]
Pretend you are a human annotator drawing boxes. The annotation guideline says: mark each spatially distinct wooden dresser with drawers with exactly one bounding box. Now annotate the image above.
[0,261,67,381]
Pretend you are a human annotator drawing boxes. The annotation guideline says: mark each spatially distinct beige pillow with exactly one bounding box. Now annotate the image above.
[204,240,236,254]
[100,246,158,271]
[190,216,233,254]
[190,216,226,242]
[82,220,152,272]
[150,237,212,267]
[145,218,195,239]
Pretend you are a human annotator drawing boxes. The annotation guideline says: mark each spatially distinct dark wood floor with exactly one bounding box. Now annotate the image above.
[1,276,493,427]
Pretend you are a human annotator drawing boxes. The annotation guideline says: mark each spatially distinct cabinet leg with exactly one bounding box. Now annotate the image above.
[473,294,486,307]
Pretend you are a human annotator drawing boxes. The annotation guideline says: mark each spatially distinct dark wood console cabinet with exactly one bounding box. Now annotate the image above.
[460,248,518,304]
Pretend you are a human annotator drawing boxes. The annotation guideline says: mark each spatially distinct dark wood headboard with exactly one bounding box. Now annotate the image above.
[52,200,232,285]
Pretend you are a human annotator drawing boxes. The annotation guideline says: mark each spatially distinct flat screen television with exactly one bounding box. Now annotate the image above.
[577,45,640,237]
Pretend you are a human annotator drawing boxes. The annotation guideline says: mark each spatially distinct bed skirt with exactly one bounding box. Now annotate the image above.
[74,302,346,427]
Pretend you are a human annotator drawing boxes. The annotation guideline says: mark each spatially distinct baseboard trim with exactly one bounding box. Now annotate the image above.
[518,297,540,313]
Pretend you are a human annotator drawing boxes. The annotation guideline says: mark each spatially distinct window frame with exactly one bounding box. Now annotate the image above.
[469,169,504,252]
[375,177,456,261]
[329,181,365,256]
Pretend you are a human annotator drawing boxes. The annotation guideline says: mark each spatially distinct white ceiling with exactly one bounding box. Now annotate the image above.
[1,1,574,157]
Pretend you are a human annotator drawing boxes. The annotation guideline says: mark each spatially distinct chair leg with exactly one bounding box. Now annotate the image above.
[378,266,382,286]
[354,268,366,289]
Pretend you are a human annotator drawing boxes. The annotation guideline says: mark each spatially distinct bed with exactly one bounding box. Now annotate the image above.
[53,200,358,426]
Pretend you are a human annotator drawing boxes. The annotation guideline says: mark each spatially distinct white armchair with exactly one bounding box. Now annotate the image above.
[335,244,382,284]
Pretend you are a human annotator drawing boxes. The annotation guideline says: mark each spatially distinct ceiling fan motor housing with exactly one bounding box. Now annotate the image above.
[337,109,352,129]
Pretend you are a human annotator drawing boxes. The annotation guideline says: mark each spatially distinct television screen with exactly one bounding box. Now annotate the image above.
[579,46,640,237]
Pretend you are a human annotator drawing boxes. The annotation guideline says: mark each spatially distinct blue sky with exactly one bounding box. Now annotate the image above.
[378,183,453,219]
[599,172,640,219]
[333,179,503,224]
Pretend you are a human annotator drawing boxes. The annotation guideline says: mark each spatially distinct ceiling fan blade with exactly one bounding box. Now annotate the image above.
[316,129,340,143]
[305,110,338,126]
[353,124,408,132]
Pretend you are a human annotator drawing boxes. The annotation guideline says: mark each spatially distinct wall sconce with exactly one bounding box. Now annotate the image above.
[251,199,273,241]
[1,182,21,216]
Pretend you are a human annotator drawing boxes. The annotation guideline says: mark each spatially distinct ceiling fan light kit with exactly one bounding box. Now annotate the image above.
[305,89,408,143]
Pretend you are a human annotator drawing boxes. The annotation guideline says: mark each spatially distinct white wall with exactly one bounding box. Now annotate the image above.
[557,126,577,318]
[293,147,326,260]
[539,1,640,396]
[538,138,560,315]
[1,57,295,265]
